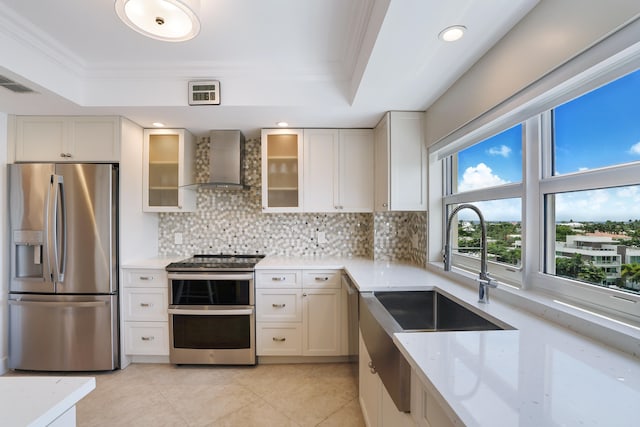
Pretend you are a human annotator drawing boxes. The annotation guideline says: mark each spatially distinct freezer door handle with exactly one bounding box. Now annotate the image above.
[8,299,109,308]
[47,174,67,283]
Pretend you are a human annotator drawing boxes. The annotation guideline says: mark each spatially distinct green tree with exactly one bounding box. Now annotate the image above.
[621,263,640,289]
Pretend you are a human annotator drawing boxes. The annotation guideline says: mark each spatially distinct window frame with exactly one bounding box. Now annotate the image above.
[431,44,640,325]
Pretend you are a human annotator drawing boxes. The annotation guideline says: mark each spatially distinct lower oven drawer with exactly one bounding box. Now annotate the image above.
[257,323,302,356]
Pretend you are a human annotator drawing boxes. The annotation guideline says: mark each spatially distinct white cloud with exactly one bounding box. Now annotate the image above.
[630,141,640,155]
[458,163,508,192]
[487,145,511,157]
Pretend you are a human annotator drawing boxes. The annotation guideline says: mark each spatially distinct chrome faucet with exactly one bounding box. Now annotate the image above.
[443,204,498,303]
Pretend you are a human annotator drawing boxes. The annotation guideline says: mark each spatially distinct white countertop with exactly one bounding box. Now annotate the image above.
[121,256,183,269]
[126,254,640,425]
[0,376,95,427]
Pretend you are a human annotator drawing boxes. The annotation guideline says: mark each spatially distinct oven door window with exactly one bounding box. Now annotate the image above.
[171,278,250,305]
[172,314,251,349]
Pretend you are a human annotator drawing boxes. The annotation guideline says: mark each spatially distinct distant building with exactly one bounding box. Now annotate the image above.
[555,235,621,285]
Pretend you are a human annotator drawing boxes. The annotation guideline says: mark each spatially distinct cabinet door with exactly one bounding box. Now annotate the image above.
[389,111,427,211]
[15,116,66,161]
[359,331,381,427]
[302,289,341,356]
[303,129,339,212]
[71,117,120,161]
[261,129,304,212]
[338,129,374,212]
[374,114,390,211]
[143,128,196,212]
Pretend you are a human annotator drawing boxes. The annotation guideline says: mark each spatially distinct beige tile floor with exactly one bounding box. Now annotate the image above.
[9,362,364,427]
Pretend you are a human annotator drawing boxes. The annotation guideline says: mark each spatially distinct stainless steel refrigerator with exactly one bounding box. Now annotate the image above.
[8,163,119,371]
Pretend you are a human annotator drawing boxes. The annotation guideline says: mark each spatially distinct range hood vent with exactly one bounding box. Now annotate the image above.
[203,130,247,189]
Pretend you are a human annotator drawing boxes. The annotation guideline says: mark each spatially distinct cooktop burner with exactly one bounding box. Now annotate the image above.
[166,254,265,272]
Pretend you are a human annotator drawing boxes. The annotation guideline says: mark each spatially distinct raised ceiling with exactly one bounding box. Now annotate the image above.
[0,0,538,138]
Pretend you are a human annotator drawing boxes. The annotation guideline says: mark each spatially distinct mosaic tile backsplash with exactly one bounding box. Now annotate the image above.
[158,136,427,266]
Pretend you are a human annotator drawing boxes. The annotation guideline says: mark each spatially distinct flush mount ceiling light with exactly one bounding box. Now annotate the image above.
[438,25,466,42]
[115,0,200,42]
[276,121,289,127]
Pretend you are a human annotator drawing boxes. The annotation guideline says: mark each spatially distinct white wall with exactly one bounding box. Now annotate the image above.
[119,118,158,264]
[0,113,8,374]
[425,0,640,146]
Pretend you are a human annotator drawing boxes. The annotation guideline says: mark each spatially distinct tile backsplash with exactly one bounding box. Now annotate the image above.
[158,136,427,266]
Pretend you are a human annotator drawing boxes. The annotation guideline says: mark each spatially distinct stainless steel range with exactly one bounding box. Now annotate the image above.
[166,254,264,365]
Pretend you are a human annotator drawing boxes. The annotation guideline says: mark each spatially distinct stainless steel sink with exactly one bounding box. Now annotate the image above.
[359,289,513,413]
[373,290,505,332]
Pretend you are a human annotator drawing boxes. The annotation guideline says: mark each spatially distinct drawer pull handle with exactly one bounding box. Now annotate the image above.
[140,303,152,307]
[272,337,286,342]
[139,276,151,281]
[141,336,155,341]
[271,277,287,281]
[315,276,329,281]
[272,303,286,308]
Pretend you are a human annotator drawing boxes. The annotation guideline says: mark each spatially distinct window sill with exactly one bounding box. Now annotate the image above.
[427,261,640,358]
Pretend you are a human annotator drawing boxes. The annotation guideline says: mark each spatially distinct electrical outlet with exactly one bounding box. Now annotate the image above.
[174,232,183,245]
[317,231,327,244]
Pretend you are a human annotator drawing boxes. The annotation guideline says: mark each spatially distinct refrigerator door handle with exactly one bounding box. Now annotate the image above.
[48,174,66,283]
[8,299,109,308]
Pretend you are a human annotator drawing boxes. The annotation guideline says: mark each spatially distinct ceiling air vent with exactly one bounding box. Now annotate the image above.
[0,75,35,93]
[188,80,220,105]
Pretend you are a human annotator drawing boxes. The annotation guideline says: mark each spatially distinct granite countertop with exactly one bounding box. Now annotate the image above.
[0,376,95,426]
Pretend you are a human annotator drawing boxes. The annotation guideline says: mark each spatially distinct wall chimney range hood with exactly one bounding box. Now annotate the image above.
[203,130,247,189]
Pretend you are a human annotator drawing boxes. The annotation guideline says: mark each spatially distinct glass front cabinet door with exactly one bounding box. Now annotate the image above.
[261,129,304,212]
[143,128,196,212]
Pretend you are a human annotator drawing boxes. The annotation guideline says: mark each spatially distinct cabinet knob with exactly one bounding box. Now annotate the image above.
[382,203,388,208]
[141,336,155,341]
[272,303,286,308]
[302,293,307,297]
[272,337,286,342]
[368,360,376,374]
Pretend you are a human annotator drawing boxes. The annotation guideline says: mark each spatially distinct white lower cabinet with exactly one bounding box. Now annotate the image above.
[359,332,414,427]
[410,370,460,427]
[256,269,344,357]
[121,267,169,357]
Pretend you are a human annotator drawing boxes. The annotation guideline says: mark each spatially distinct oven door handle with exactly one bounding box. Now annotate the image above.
[168,308,254,316]
[167,273,254,281]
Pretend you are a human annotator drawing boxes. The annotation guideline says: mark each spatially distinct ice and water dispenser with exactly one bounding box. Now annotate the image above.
[12,230,45,281]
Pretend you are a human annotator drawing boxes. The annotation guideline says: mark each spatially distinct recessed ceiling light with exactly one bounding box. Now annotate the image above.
[152,122,165,127]
[276,121,289,127]
[438,25,466,42]
[114,0,200,42]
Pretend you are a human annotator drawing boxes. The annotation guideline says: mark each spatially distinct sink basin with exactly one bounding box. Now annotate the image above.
[373,290,504,332]
[358,289,513,413]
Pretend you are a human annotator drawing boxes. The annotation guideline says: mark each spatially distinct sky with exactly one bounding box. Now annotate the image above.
[455,68,640,222]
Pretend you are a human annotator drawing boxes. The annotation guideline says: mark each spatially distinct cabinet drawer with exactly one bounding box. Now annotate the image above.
[124,322,169,356]
[256,270,301,288]
[123,288,168,321]
[124,269,167,287]
[302,270,341,289]
[256,290,302,322]
[257,323,302,356]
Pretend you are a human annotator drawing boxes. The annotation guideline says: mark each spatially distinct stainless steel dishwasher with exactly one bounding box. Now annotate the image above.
[342,273,359,360]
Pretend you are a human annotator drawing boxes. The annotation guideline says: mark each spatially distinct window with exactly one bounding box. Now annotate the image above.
[436,63,640,322]
[444,125,523,285]
[542,69,640,313]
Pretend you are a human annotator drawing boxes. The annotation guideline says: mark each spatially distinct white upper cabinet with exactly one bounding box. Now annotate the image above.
[303,128,374,213]
[142,128,196,212]
[261,129,304,212]
[374,111,427,211]
[14,116,121,162]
